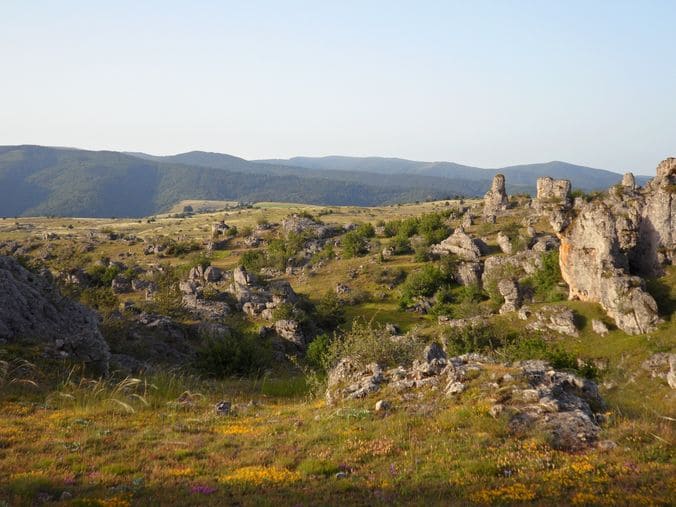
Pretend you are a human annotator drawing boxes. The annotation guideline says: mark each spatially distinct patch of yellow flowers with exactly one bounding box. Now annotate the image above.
[470,483,536,504]
[219,466,301,486]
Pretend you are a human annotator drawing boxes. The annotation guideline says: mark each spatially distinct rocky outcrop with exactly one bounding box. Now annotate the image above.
[325,349,605,451]
[0,255,110,373]
[483,174,509,216]
[633,157,675,277]
[550,158,674,334]
[622,172,636,190]
[519,305,579,337]
[535,177,572,209]
[430,229,486,261]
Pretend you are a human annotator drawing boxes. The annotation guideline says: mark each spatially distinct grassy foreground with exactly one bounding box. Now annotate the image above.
[0,359,673,506]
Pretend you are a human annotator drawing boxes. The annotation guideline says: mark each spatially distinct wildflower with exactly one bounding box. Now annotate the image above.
[219,466,301,486]
[190,484,217,495]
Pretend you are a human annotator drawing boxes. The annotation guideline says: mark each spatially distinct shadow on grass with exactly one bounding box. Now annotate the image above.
[645,277,675,319]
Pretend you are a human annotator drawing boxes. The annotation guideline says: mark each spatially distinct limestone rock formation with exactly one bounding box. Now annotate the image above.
[326,350,606,451]
[483,174,509,216]
[0,255,110,373]
[498,278,521,314]
[497,231,513,254]
[622,172,636,189]
[556,165,668,334]
[535,177,572,209]
[430,229,485,261]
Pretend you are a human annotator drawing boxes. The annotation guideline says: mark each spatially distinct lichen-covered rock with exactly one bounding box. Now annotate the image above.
[483,174,509,216]
[0,255,110,373]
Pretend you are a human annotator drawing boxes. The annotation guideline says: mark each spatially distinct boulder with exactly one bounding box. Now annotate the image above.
[274,319,305,348]
[498,278,521,314]
[497,231,512,254]
[524,305,579,337]
[0,255,110,373]
[455,262,482,287]
[204,265,222,282]
[111,274,132,294]
[430,229,483,261]
[591,319,609,336]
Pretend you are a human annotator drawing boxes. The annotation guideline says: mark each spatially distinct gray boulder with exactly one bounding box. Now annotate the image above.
[0,255,110,373]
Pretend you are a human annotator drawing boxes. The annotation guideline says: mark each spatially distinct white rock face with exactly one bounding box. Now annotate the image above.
[553,158,676,334]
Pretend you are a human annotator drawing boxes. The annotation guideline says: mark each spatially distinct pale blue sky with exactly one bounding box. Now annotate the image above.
[1,1,674,174]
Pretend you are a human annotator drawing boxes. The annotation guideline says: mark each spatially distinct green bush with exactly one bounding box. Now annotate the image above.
[306,333,332,372]
[400,264,452,306]
[315,291,345,330]
[342,230,369,258]
[196,331,272,377]
[443,323,519,355]
[325,320,424,369]
[390,234,412,255]
[529,251,566,302]
[240,251,267,273]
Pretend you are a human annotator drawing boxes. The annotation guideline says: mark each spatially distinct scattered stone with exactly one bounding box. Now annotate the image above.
[215,401,232,415]
[111,274,132,294]
[591,319,609,336]
[525,305,579,337]
[375,399,391,412]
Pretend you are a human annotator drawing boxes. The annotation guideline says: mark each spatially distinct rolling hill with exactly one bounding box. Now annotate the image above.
[0,146,473,217]
[0,145,650,218]
[258,156,650,191]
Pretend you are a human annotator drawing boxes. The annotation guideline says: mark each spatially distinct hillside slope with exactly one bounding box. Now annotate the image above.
[259,156,650,190]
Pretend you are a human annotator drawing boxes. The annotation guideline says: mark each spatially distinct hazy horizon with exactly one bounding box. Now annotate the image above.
[2,1,675,175]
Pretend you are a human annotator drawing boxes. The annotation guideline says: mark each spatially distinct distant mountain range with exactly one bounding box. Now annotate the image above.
[0,145,651,218]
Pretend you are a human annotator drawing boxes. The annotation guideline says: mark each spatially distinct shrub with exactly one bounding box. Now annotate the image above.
[399,264,451,306]
[390,234,412,255]
[529,251,565,302]
[306,333,332,372]
[325,320,424,369]
[341,231,369,258]
[315,291,345,330]
[240,251,267,273]
[443,323,518,355]
[196,331,272,377]
[355,222,375,238]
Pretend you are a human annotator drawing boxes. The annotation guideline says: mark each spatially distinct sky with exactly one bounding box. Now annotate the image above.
[1,1,675,175]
